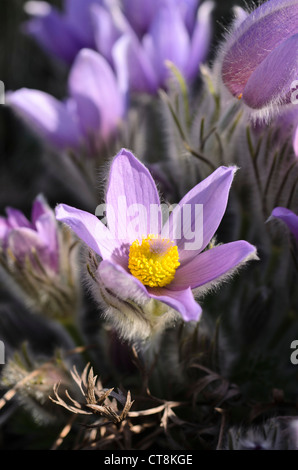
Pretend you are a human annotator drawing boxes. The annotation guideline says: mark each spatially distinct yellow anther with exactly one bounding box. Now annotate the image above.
[128,234,180,288]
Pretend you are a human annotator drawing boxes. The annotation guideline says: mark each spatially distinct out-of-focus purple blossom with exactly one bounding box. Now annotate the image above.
[6,49,126,155]
[113,1,214,94]
[56,149,257,339]
[0,195,59,274]
[24,0,104,64]
[269,207,298,240]
[121,0,199,37]
[220,0,298,117]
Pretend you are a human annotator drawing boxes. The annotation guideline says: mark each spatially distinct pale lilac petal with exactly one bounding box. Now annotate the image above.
[98,259,202,322]
[68,48,124,143]
[170,241,257,290]
[222,0,298,98]
[5,208,31,229]
[113,34,159,94]
[162,166,237,263]
[148,3,190,84]
[35,212,59,271]
[31,195,50,225]
[55,203,121,260]
[7,227,47,262]
[242,34,298,109]
[184,1,214,80]
[270,207,298,240]
[7,88,82,150]
[148,286,202,322]
[91,3,131,64]
[97,259,149,300]
[0,218,10,242]
[106,149,162,243]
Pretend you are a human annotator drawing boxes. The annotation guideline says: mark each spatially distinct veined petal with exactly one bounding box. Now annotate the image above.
[221,0,298,98]
[148,286,202,322]
[242,34,298,109]
[105,149,162,243]
[7,88,82,150]
[161,166,237,263]
[270,207,298,240]
[184,1,214,80]
[170,240,257,290]
[68,48,124,143]
[55,203,121,260]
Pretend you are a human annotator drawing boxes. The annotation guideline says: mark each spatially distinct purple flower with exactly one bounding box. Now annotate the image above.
[55,149,257,339]
[24,0,103,64]
[0,195,59,274]
[113,1,214,94]
[220,0,298,116]
[7,49,126,155]
[269,207,298,240]
[121,0,199,38]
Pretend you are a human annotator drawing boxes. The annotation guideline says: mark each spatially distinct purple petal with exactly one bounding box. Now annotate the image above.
[7,88,82,150]
[170,241,257,290]
[68,48,124,144]
[90,3,131,65]
[270,207,298,240]
[113,34,159,94]
[221,0,298,98]
[98,259,202,322]
[35,211,59,271]
[184,1,214,80]
[5,208,31,229]
[294,124,298,157]
[105,149,162,243]
[148,286,202,322]
[148,3,190,85]
[7,227,48,265]
[161,166,237,263]
[24,4,81,63]
[122,0,159,36]
[242,34,298,109]
[55,203,122,260]
[31,195,50,225]
[0,217,11,242]
[64,0,98,46]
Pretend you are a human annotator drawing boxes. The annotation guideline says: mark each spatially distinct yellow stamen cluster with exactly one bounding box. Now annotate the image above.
[128,234,180,288]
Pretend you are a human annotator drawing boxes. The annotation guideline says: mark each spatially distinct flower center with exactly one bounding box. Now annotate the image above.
[128,234,180,288]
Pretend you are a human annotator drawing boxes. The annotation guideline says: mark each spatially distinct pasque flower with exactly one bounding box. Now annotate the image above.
[113,0,214,94]
[0,194,59,274]
[0,195,80,318]
[220,0,298,116]
[269,207,298,240]
[24,0,103,64]
[7,48,126,155]
[56,149,257,340]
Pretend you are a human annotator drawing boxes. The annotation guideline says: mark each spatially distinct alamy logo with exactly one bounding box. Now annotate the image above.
[0,341,5,364]
[291,80,298,105]
[0,81,4,105]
